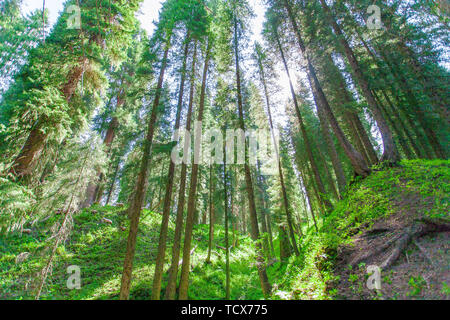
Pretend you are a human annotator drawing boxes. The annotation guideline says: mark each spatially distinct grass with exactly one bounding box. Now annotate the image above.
[265,159,450,299]
[1,159,448,300]
[0,204,263,300]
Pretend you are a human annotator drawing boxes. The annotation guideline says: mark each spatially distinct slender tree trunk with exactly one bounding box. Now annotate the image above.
[372,90,415,160]
[300,169,319,233]
[316,144,340,201]
[151,36,190,300]
[164,40,198,300]
[178,38,212,300]
[282,0,371,177]
[266,213,275,257]
[223,140,231,300]
[256,48,299,255]
[105,158,120,206]
[232,166,240,249]
[119,36,171,300]
[255,162,271,260]
[81,115,120,209]
[233,15,271,298]
[317,107,346,197]
[274,27,333,213]
[206,163,215,263]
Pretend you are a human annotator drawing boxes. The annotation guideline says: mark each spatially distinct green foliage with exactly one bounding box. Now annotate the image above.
[0,177,35,233]
[0,205,264,300]
[407,275,427,297]
[266,159,449,299]
[324,160,450,239]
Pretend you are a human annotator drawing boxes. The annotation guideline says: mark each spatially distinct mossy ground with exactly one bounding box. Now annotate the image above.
[1,160,448,300]
[0,205,264,300]
[269,159,449,300]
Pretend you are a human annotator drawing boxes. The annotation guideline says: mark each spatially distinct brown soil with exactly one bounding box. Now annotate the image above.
[332,192,450,300]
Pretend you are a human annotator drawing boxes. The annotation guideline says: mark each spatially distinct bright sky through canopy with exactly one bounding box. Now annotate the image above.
[22,0,265,38]
[22,0,292,126]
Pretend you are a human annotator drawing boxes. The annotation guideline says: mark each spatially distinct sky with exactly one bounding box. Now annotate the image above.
[22,0,293,124]
[22,0,265,41]
[22,0,163,34]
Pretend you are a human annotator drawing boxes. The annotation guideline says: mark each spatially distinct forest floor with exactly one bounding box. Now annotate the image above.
[332,160,450,300]
[0,160,448,300]
[0,205,266,300]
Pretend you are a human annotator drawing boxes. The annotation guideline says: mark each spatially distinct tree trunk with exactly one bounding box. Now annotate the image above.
[206,163,215,263]
[372,90,415,160]
[317,106,347,197]
[274,27,333,213]
[164,40,198,300]
[119,36,171,300]
[105,158,120,206]
[233,15,271,298]
[256,47,299,255]
[178,38,212,300]
[282,0,371,178]
[223,140,231,300]
[266,212,275,257]
[151,35,190,300]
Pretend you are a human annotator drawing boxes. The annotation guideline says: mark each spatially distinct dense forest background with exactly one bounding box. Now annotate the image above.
[0,0,449,300]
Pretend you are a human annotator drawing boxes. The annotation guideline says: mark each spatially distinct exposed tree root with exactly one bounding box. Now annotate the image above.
[350,232,401,267]
[361,227,392,238]
[349,219,450,270]
[380,227,414,270]
[380,220,450,270]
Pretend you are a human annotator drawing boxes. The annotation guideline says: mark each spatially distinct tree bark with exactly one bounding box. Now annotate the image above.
[233,15,271,298]
[119,36,171,300]
[282,0,371,178]
[206,163,215,263]
[317,106,347,197]
[223,140,231,300]
[164,40,198,300]
[178,38,212,300]
[150,36,190,300]
[255,47,300,255]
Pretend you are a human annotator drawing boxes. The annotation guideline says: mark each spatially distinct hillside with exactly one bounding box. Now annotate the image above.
[1,160,448,300]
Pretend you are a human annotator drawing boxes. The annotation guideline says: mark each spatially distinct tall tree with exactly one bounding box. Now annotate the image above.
[231,0,271,297]
[151,32,191,300]
[318,0,400,163]
[178,36,212,300]
[254,43,299,255]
